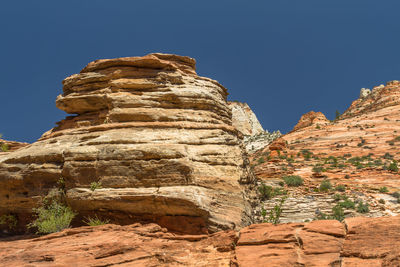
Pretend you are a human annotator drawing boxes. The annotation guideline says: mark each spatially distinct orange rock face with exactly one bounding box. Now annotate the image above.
[291,111,329,132]
[1,216,398,266]
[251,80,400,222]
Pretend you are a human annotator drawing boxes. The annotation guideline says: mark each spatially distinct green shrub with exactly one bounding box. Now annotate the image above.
[312,165,325,174]
[29,200,75,234]
[331,205,345,221]
[338,199,355,209]
[379,187,389,193]
[0,214,17,229]
[356,201,369,213]
[1,143,9,152]
[90,181,102,191]
[319,179,332,192]
[258,183,274,200]
[84,215,110,226]
[392,192,400,199]
[282,175,303,187]
[387,161,398,172]
[266,197,286,225]
[379,199,385,204]
[333,194,344,202]
[29,189,76,234]
[335,185,346,192]
[383,153,393,160]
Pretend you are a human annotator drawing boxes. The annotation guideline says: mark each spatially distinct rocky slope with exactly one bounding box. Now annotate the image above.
[1,215,399,266]
[0,53,254,234]
[251,81,400,223]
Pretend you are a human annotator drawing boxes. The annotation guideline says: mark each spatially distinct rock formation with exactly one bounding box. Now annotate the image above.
[291,110,330,132]
[229,101,264,136]
[0,138,29,153]
[1,215,399,266]
[0,53,254,234]
[251,80,400,223]
[228,101,282,153]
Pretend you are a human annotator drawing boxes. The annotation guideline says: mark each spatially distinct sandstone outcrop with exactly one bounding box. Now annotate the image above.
[0,53,254,234]
[229,101,264,136]
[251,80,400,223]
[291,111,330,132]
[0,138,29,153]
[1,216,399,266]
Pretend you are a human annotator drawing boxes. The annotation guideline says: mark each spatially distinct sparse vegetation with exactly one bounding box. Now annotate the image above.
[84,215,110,226]
[379,187,389,193]
[312,165,325,174]
[282,175,303,187]
[0,134,9,152]
[331,205,345,221]
[387,161,398,172]
[0,214,17,230]
[338,199,355,209]
[90,181,102,191]
[28,189,76,234]
[319,179,332,192]
[335,185,346,192]
[258,183,273,200]
[356,201,369,213]
[265,197,286,225]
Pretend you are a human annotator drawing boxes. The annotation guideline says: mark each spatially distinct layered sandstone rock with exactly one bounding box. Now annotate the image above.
[251,80,400,222]
[236,216,400,267]
[291,110,330,132]
[0,139,29,153]
[1,216,399,266]
[0,53,254,234]
[229,101,264,136]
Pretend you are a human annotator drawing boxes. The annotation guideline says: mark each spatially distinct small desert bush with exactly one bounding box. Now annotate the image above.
[319,179,332,192]
[0,214,17,229]
[29,189,76,234]
[335,185,346,192]
[258,183,274,200]
[90,181,102,191]
[387,161,398,172]
[379,187,389,193]
[356,201,369,213]
[282,175,303,187]
[84,215,110,226]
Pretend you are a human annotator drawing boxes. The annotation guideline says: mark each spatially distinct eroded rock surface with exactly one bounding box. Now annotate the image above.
[0,53,254,234]
[229,101,264,136]
[251,81,400,222]
[1,216,398,267]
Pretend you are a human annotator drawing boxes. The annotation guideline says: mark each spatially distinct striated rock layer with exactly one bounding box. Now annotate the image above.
[1,216,399,266]
[0,53,254,234]
[228,101,264,136]
[251,81,400,223]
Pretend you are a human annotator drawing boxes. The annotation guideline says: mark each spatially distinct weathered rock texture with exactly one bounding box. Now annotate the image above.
[229,101,264,136]
[251,80,400,222]
[1,216,399,266]
[0,53,254,234]
[0,139,29,153]
[291,110,330,132]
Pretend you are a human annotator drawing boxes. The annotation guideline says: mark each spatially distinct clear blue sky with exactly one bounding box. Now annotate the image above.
[1,1,399,143]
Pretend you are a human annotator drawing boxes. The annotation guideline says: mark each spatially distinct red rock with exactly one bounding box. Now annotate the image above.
[291,111,329,132]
